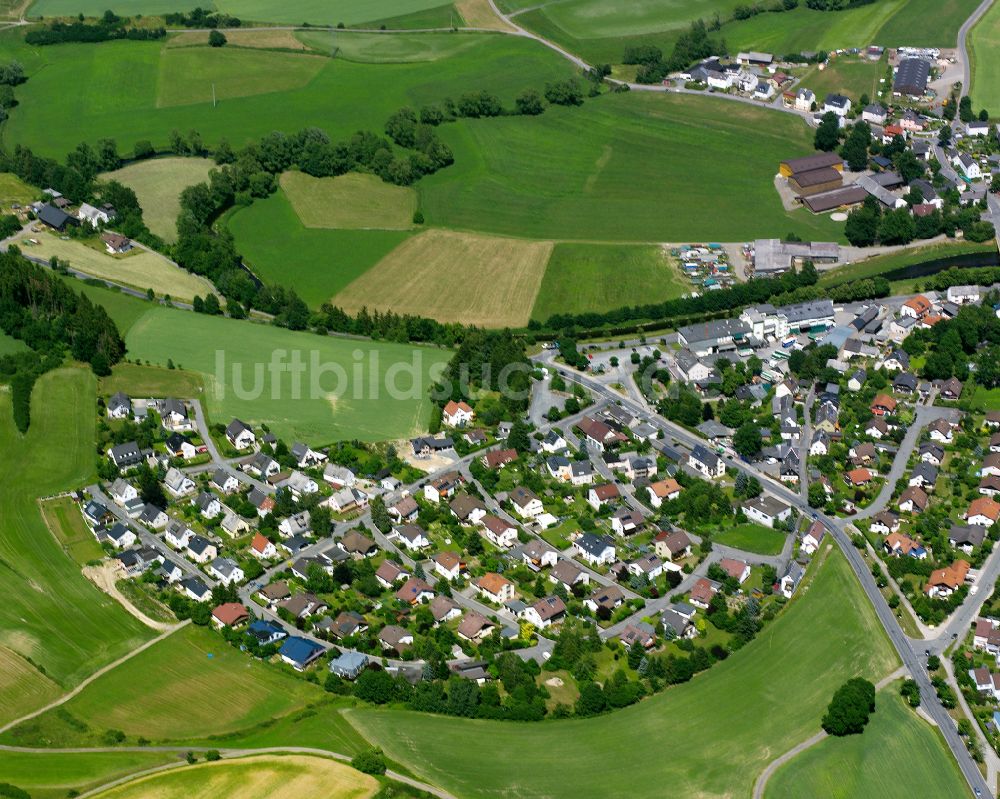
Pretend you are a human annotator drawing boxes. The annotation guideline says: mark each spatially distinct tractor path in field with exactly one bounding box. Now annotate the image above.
[751,667,908,799]
[0,622,189,736]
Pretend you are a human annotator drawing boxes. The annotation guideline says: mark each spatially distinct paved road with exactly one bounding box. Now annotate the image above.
[799,386,815,499]
[537,351,991,798]
[958,0,996,97]
[188,399,274,495]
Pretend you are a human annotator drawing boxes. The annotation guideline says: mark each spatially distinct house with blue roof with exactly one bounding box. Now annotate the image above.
[247,619,286,646]
[279,636,326,670]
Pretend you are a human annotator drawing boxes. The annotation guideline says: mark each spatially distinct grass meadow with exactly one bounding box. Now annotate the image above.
[530,243,687,322]
[123,306,452,442]
[297,30,489,62]
[970,0,1000,111]
[0,647,62,730]
[101,157,215,242]
[99,362,206,399]
[18,232,217,302]
[61,276,157,334]
[0,368,153,691]
[0,750,180,799]
[797,56,885,106]
[714,523,786,556]
[0,30,574,159]
[347,548,900,799]
[0,329,29,355]
[765,688,968,798]
[280,171,417,229]
[3,625,321,746]
[226,188,412,307]
[91,755,378,799]
[419,92,846,242]
[333,228,553,327]
[0,171,36,205]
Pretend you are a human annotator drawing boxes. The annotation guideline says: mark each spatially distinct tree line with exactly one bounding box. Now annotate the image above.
[0,252,125,430]
[26,11,165,45]
[625,20,726,84]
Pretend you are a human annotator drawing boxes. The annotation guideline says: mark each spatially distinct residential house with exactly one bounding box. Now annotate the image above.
[389,496,419,523]
[689,577,720,608]
[159,399,190,431]
[391,524,431,552]
[475,572,516,604]
[939,377,964,400]
[164,520,193,550]
[587,483,620,511]
[457,612,495,642]
[107,391,132,419]
[208,557,244,585]
[883,532,927,559]
[719,557,750,584]
[395,577,435,605]
[898,486,928,514]
[742,494,792,528]
[689,445,725,479]
[780,561,805,598]
[845,467,874,487]
[290,442,326,469]
[870,394,897,416]
[338,530,378,558]
[480,515,518,548]
[924,560,970,598]
[510,486,544,518]
[375,559,408,589]
[185,535,217,564]
[611,507,645,536]
[247,619,286,646]
[103,522,136,550]
[549,559,588,592]
[449,494,487,525]
[250,532,277,560]
[329,651,369,680]
[585,584,625,614]
[181,576,212,603]
[481,449,517,470]
[193,491,222,519]
[429,595,462,624]
[521,596,567,629]
[655,530,692,562]
[163,467,196,498]
[108,441,143,470]
[279,592,327,619]
[442,400,474,428]
[900,295,931,319]
[823,93,851,117]
[967,497,1000,527]
[225,419,256,450]
[801,521,826,555]
[432,551,464,582]
[574,532,616,566]
[517,539,559,570]
[138,503,168,529]
[209,468,240,494]
[424,472,462,503]
[245,452,280,479]
[647,478,683,508]
[109,478,138,505]
[279,637,326,671]
[949,524,987,553]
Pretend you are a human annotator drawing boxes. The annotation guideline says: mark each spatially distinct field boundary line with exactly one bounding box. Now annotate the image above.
[752,667,907,799]
[0,621,190,735]
[0,745,457,799]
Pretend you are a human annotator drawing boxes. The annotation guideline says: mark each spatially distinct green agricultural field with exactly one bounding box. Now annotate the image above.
[124,306,452,442]
[156,47,327,108]
[348,547,900,799]
[99,362,206,399]
[765,688,968,799]
[3,625,321,746]
[0,750,180,799]
[421,92,846,242]
[91,754,378,799]
[876,0,984,47]
[796,56,885,107]
[281,171,417,229]
[101,157,215,243]
[530,243,686,322]
[27,0,451,26]
[714,523,786,556]
[970,0,1000,112]
[0,329,28,355]
[59,276,155,334]
[226,188,411,307]
[0,367,153,692]
[39,495,106,565]
[298,30,488,62]
[0,29,574,159]
[0,171,36,205]
[0,646,62,730]
[18,232,217,302]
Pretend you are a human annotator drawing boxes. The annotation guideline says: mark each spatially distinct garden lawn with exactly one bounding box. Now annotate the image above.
[969,385,1000,411]
[3,625,321,745]
[90,754,377,799]
[0,367,153,691]
[420,92,847,242]
[347,547,899,799]
[0,30,574,159]
[280,171,417,229]
[714,523,786,556]
[226,188,411,307]
[124,306,452,443]
[18,232,216,302]
[333,228,552,327]
[0,750,179,799]
[101,157,215,243]
[39,495,106,566]
[531,243,686,322]
[764,688,968,799]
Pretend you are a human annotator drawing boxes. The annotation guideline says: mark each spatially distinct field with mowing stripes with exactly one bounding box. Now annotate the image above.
[297,30,490,62]
[530,243,686,322]
[765,688,968,798]
[348,548,899,799]
[0,646,62,729]
[0,367,153,693]
[334,228,552,327]
[92,755,378,799]
[101,157,214,243]
[2,625,320,746]
[281,171,417,229]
